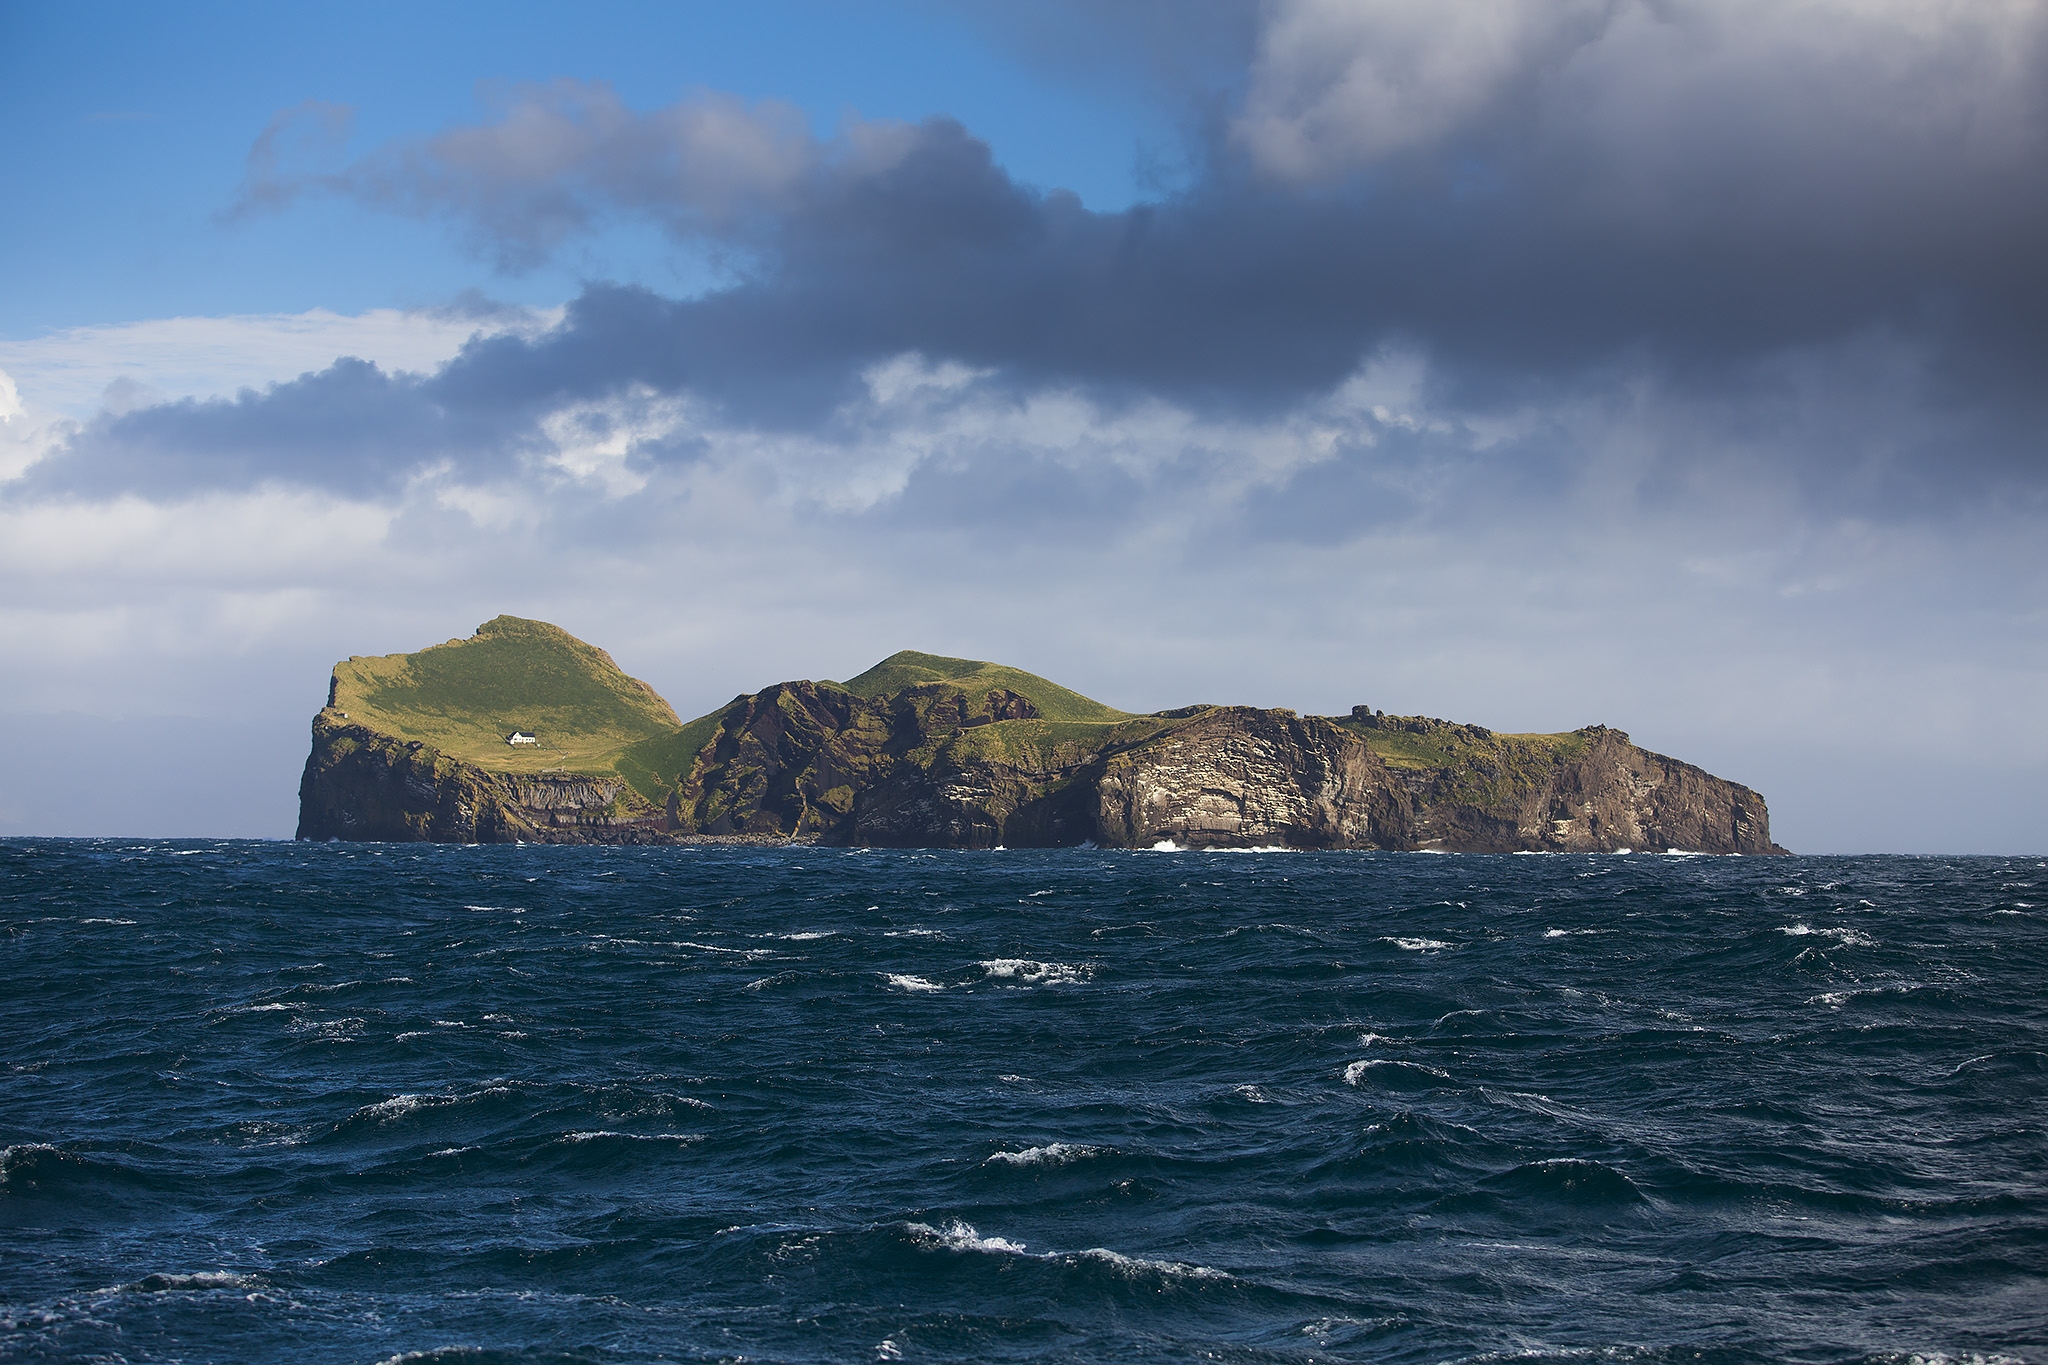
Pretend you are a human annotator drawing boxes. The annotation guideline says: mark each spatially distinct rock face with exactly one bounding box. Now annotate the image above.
[1094,708,1407,849]
[296,714,672,844]
[297,621,1787,853]
[1348,716,1780,854]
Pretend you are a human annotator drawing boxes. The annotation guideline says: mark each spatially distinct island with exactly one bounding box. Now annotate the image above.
[297,616,1787,853]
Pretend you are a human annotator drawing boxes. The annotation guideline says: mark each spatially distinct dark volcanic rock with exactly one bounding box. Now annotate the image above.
[295,715,672,844]
[657,697,1783,854]
[1382,724,1782,854]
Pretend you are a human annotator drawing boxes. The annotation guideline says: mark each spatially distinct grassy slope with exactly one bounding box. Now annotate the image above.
[1330,715,1592,808]
[922,715,1178,775]
[1331,718,1587,770]
[614,706,730,803]
[328,617,682,780]
[838,650,1132,723]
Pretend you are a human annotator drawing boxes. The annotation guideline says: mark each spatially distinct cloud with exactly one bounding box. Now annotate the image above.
[205,23,2048,487]
[228,99,356,219]
[1233,0,2048,184]
[4,373,2042,848]
[5,2,2047,849]
[1236,0,1611,171]
[235,83,897,271]
[23,357,501,497]
[0,301,559,423]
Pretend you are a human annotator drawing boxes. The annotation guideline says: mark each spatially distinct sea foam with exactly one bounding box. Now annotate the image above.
[880,973,945,992]
[985,1142,1105,1167]
[979,958,1092,986]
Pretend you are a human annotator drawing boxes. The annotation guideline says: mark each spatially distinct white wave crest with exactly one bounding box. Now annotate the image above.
[1147,839,1185,852]
[1344,1059,1451,1084]
[881,973,945,993]
[743,971,805,991]
[904,1221,1228,1283]
[356,1090,478,1122]
[560,1130,702,1145]
[372,1350,497,1365]
[1778,923,1875,947]
[1070,1246,1230,1281]
[979,959,1092,986]
[360,1093,433,1120]
[1809,983,1921,1008]
[1381,936,1450,951]
[114,1271,258,1293]
[287,1017,365,1039]
[985,1142,1105,1167]
[906,1219,1028,1254]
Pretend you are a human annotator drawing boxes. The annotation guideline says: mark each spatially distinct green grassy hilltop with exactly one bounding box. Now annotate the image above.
[326,616,682,777]
[837,650,1131,723]
[320,627,1158,811]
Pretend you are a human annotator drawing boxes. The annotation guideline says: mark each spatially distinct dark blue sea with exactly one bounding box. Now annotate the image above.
[2,842,2043,1365]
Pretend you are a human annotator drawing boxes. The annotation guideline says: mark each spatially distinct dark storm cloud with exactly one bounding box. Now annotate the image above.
[22,357,509,497]
[249,12,2048,399]
[30,2,2048,502]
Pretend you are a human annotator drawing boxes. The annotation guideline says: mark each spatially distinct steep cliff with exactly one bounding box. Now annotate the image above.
[1334,711,1779,854]
[1094,707,1408,849]
[295,616,681,843]
[298,621,1787,853]
[296,713,673,843]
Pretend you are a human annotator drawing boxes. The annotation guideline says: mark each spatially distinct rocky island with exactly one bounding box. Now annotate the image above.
[297,616,1787,853]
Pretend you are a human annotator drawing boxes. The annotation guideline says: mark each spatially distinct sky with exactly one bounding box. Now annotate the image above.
[2,0,2044,852]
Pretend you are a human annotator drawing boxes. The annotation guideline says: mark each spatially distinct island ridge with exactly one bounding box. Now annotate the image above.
[296,616,1787,853]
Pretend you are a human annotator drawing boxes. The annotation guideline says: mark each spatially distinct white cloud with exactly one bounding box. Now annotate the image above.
[0,489,394,580]
[0,367,72,483]
[1234,0,2048,182]
[1236,0,1605,174]
[0,304,561,424]
[2,317,2043,850]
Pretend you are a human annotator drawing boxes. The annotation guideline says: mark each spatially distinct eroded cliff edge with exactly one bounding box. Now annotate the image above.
[297,620,1787,853]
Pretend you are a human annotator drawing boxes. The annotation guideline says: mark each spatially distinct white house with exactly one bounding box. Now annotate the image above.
[506,731,538,746]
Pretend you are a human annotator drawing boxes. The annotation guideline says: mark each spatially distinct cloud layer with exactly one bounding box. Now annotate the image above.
[4,0,2046,849]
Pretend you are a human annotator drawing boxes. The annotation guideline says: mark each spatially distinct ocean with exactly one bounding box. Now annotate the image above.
[1,841,2042,1364]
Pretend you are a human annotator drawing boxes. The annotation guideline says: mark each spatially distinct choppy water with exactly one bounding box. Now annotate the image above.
[2,841,2044,1365]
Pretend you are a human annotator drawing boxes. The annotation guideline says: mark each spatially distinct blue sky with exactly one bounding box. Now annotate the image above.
[2,1,1186,330]
[2,1,2044,852]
